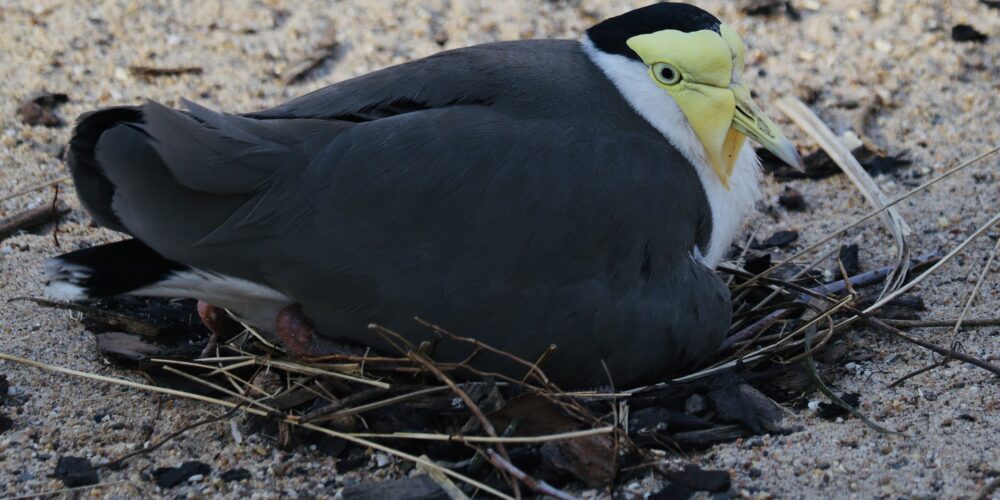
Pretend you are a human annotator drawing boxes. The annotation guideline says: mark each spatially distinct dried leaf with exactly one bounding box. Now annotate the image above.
[488,393,581,436]
[539,433,616,488]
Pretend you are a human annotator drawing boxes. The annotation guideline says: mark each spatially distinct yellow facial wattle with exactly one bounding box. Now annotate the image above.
[626,24,802,187]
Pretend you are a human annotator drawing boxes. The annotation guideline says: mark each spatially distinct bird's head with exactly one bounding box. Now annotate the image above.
[586,3,803,187]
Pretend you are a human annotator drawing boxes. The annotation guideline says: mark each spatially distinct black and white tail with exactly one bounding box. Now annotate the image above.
[46,238,292,307]
[44,239,188,301]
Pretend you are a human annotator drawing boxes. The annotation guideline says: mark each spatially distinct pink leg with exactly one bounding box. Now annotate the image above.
[276,304,363,358]
[197,301,244,356]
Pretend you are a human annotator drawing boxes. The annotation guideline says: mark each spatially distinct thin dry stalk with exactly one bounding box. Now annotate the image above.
[951,236,1000,337]
[347,426,615,444]
[0,353,514,499]
[264,358,390,388]
[160,365,282,414]
[884,318,1000,329]
[415,317,554,387]
[417,455,471,500]
[860,212,1000,314]
[0,201,70,241]
[864,318,1000,378]
[483,450,578,500]
[521,344,557,384]
[734,144,1000,291]
[777,97,912,299]
[408,351,521,498]
[0,176,71,204]
[104,408,239,469]
[306,386,449,423]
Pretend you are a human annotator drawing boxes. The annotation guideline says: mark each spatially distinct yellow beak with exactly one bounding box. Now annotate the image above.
[679,82,803,188]
[729,83,804,174]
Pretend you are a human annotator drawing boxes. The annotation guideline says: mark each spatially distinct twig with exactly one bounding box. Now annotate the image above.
[262,358,390,388]
[521,344,557,384]
[412,318,600,426]
[951,236,1000,337]
[812,251,941,296]
[347,426,614,444]
[103,407,240,470]
[864,318,1000,378]
[777,96,912,300]
[601,360,621,493]
[803,310,904,435]
[719,264,1000,380]
[0,176,70,204]
[886,359,948,389]
[281,26,339,84]
[722,306,792,351]
[720,251,940,350]
[882,318,1000,329]
[0,352,514,499]
[13,297,166,336]
[890,236,1000,385]
[160,365,282,414]
[860,212,1000,315]
[128,65,203,78]
[0,201,69,241]
[305,386,448,423]
[408,351,521,498]
[483,450,579,500]
[417,455,470,500]
[415,317,554,387]
[50,184,62,247]
[735,144,1000,291]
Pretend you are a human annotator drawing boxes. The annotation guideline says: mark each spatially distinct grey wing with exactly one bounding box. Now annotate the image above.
[255,107,723,386]
[246,40,582,122]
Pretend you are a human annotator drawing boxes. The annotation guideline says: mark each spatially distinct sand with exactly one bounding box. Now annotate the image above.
[0,0,998,497]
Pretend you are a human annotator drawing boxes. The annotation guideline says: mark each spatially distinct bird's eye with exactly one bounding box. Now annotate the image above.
[652,63,682,85]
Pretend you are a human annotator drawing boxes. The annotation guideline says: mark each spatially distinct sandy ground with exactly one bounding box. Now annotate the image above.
[0,0,998,498]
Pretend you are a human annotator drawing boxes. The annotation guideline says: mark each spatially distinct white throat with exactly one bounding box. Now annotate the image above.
[580,35,761,268]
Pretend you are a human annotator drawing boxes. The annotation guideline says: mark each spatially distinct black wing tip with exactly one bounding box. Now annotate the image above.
[67,106,149,232]
[45,239,187,300]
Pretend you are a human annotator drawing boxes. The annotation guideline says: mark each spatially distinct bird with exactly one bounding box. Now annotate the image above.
[45,2,803,388]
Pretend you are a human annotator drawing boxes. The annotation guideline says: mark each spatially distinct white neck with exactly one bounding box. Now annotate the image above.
[580,35,761,268]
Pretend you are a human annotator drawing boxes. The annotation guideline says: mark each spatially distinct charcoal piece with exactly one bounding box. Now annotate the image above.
[54,456,99,487]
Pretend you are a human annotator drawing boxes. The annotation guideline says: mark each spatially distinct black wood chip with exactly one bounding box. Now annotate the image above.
[952,24,988,42]
[666,464,732,493]
[838,244,861,276]
[153,461,211,488]
[778,187,807,211]
[54,456,99,487]
[818,393,861,419]
[751,230,799,249]
[220,468,252,482]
